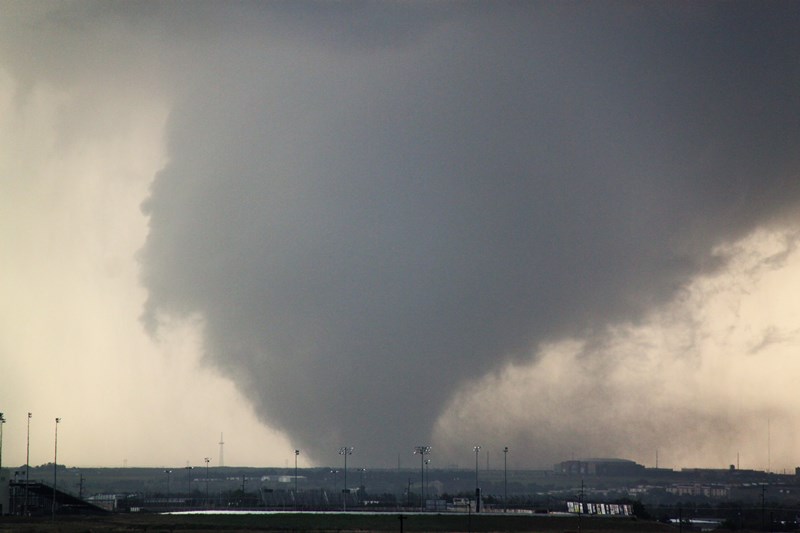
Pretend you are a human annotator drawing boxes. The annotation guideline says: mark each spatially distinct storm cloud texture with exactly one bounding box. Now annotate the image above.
[3,2,800,467]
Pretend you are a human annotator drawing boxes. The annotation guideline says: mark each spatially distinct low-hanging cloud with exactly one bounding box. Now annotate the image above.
[6,3,798,467]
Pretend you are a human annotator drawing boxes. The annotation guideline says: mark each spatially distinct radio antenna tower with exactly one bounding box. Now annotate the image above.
[219,432,225,467]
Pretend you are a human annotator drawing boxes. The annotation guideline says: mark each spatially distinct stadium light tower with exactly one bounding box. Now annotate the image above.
[52,417,61,519]
[425,459,431,504]
[165,469,172,501]
[338,446,353,511]
[24,412,31,516]
[294,449,300,510]
[184,466,193,497]
[204,457,211,507]
[473,445,481,488]
[503,446,509,513]
[0,412,6,470]
[473,445,481,513]
[413,446,431,510]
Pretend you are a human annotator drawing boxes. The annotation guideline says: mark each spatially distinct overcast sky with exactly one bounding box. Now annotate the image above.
[1,1,800,471]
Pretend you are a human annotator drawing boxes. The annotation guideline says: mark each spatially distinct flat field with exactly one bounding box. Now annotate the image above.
[0,512,676,532]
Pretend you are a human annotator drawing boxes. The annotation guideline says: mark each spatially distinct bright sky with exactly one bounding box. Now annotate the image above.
[1,2,799,470]
[435,228,800,472]
[0,71,295,468]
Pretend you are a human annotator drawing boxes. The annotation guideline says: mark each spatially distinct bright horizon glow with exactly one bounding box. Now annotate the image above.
[0,73,296,469]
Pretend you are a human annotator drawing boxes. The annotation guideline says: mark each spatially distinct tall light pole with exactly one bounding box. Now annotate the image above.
[413,446,430,510]
[473,445,481,513]
[204,457,211,508]
[77,472,84,499]
[503,446,509,513]
[579,478,584,533]
[184,466,193,503]
[338,446,353,512]
[24,412,31,516]
[0,412,6,470]
[52,417,61,519]
[164,469,172,503]
[424,459,431,504]
[294,449,300,510]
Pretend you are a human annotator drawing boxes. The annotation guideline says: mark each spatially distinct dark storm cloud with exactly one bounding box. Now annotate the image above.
[128,3,800,464]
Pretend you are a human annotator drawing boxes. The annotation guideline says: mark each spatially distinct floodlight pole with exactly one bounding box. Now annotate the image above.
[294,449,300,510]
[503,446,509,513]
[165,469,172,503]
[204,457,211,508]
[24,412,31,516]
[473,445,481,513]
[579,478,584,532]
[338,446,353,511]
[52,417,60,519]
[184,466,193,500]
[425,459,431,506]
[413,446,431,510]
[0,413,6,470]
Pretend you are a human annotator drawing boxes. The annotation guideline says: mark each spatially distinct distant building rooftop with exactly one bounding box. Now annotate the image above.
[555,458,645,476]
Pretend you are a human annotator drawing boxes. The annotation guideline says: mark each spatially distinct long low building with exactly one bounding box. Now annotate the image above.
[554,458,645,477]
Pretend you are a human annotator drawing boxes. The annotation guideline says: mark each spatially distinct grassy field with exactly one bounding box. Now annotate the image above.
[0,512,678,532]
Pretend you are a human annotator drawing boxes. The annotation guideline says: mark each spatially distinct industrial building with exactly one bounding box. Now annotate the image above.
[554,458,645,477]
